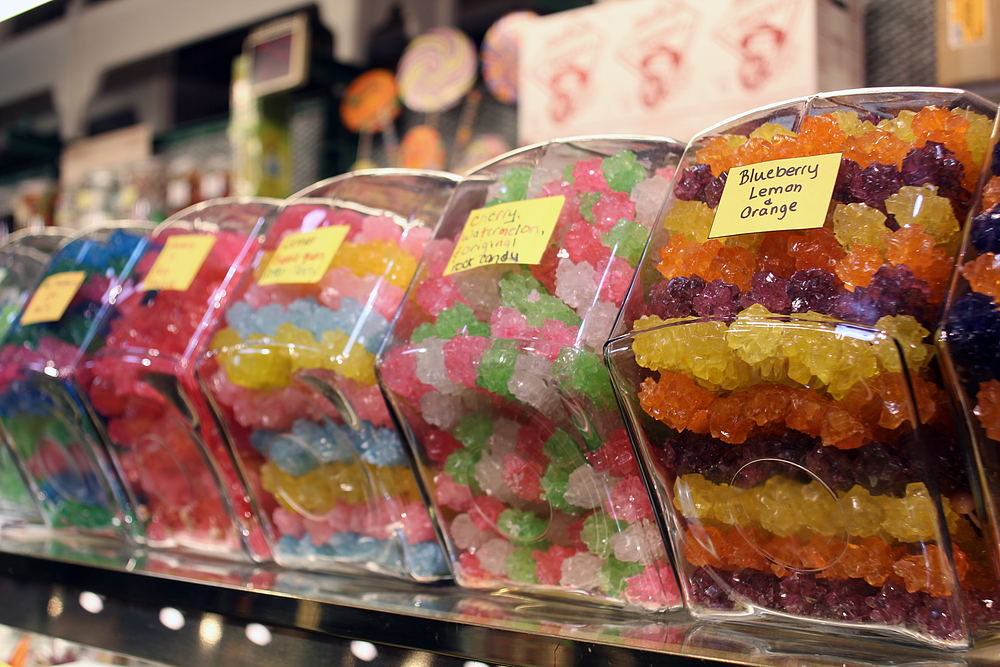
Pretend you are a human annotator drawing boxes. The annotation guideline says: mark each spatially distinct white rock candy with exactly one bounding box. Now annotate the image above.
[419,391,464,430]
[560,552,602,589]
[487,418,521,456]
[455,265,504,317]
[451,513,492,550]
[564,464,615,509]
[609,519,667,565]
[476,538,514,575]
[578,300,619,350]
[415,337,462,394]
[631,173,671,223]
[554,258,599,310]
[473,452,520,505]
[508,354,558,413]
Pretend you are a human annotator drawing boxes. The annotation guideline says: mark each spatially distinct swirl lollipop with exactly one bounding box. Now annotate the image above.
[481,11,537,104]
[397,27,477,113]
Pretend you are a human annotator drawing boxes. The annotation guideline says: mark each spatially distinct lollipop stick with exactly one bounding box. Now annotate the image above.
[452,89,482,170]
[378,107,400,167]
[356,130,373,168]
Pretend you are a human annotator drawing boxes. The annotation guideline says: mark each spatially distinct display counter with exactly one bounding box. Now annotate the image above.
[0,535,998,667]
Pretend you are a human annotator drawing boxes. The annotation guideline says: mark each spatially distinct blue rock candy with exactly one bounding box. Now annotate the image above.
[404,540,449,578]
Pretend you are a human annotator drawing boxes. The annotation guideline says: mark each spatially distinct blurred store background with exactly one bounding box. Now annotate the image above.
[0,0,976,237]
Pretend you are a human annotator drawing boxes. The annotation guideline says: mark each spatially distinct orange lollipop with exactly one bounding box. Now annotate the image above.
[399,125,447,169]
[340,69,401,133]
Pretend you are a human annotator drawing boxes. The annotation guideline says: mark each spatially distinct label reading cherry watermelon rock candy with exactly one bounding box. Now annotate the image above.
[444,195,565,276]
[142,234,217,292]
[258,225,351,285]
[709,152,842,239]
[20,271,86,325]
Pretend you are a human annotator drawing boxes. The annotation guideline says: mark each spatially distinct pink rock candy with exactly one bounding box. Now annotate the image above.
[605,476,655,523]
[443,335,491,387]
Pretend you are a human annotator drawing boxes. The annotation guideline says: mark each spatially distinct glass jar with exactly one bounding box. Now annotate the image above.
[940,103,1000,617]
[377,137,685,609]
[606,88,999,647]
[0,228,71,524]
[198,170,457,580]
[0,222,152,539]
[78,199,279,559]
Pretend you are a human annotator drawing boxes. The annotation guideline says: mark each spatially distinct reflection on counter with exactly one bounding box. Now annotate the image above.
[1,533,997,666]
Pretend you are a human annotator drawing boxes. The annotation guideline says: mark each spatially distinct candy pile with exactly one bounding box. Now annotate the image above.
[610,95,999,644]
[82,206,273,557]
[0,227,149,535]
[379,140,684,608]
[201,179,453,580]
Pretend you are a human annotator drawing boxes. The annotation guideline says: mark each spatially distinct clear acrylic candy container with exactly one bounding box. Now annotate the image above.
[0,229,71,523]
[606,88,1000,647]
[377,137,685,609]
[0,222,152,539]
[78,199,279,559]
[198,171,457,580]
[940,111,1000,602]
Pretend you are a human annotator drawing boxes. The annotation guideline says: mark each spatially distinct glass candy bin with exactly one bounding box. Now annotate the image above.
[605,88,1000,648]
[78,199,279,559]
[941,113,1000,601]
[377,137,685,609]
[0,222,152,539]
[0,229,71,523]
[198,171,458,580]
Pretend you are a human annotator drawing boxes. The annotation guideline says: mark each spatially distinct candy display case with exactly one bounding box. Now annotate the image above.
[198,171,458,580]
[0,229,71,523]
[940,118,1000,584]
[605,88,1000,647]
[78,199,279,559]
[0,223,152,539]
[376,137,685,608]
[606,89,996,647]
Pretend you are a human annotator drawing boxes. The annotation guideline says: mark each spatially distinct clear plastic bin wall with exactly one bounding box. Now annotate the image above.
[0,228,72,524]
[0,222,153,541]
[198,170,458,581]
[939,105,1000,598]
[376,137,686,610]
[78,199,280,560]
[605,88,1000,648]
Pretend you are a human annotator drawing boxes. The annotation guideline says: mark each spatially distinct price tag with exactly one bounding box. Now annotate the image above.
[20,271,87,326]
[443,195,565,276]
[258,225,350,285]
[709,153,842,239]
[142,234,217,292]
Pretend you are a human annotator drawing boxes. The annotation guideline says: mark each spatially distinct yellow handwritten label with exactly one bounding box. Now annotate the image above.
[142,234,217,292]
[443,195,565,276]
[20,271,87,326]
[258,225,350,285]
[709,153,842,239]
[947,0,988,48]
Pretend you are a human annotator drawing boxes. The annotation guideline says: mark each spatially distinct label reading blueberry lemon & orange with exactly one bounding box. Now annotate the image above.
[709,153,842,239]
